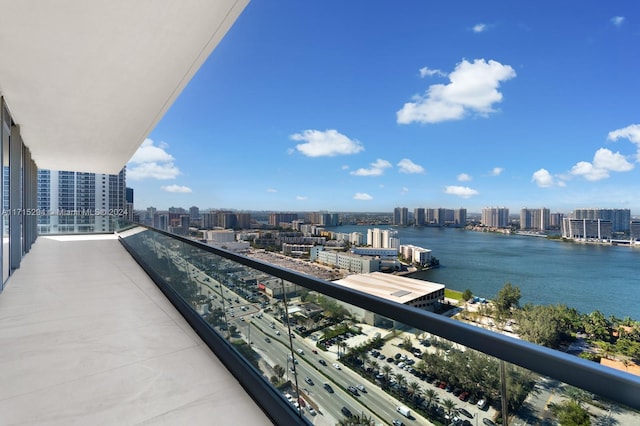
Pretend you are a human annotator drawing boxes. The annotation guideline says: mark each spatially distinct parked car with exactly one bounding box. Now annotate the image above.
[482,419,496,426]
[477,399,487,409]
[458,408,472,418]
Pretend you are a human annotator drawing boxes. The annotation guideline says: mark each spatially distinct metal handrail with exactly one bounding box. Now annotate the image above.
[118,223,640,412]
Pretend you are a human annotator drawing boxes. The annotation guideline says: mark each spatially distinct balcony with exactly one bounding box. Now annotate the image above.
[2,224,639,425]
[0,234,270,425]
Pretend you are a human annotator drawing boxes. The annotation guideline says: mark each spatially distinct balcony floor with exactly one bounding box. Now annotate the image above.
[0,235,271,425]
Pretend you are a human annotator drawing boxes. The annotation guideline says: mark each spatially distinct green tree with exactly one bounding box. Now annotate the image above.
[273,364,285,382]
[516,304,565,348]
[494,282,521,319]
[407,381,422,400]
[424,388,439,409]
[462,288,473,301]
[549,400,591,425]
[442,398,458,422]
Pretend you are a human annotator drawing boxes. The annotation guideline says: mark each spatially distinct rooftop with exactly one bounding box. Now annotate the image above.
[334,271,445,304]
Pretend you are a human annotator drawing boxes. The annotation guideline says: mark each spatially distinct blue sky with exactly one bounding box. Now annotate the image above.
[129,1,640,215]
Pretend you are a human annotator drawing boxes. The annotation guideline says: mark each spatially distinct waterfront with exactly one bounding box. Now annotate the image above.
[326,225,639,319]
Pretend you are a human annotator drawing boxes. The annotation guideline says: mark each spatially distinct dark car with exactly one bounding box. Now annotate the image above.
[458,408,472,418]
[347,385,359,396]
[483,419,496,426]
[323,383,334,393]
[319,359,327,366]
[341,406,353,417]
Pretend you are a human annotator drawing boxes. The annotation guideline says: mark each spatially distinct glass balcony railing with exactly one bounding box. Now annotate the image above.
[116,223,640,426]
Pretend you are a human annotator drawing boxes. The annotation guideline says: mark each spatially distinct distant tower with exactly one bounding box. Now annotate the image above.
[393,207,408,226]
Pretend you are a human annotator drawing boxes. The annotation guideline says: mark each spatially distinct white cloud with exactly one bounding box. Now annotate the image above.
[401,187,409,194]
[161,185,192,193]
[490,167,504,176]
[531,168,555,187]
[296,195,308,201]
[397,158,425,174]
[341,165,349,170]
[473,23,487,33]
[397,59,516,124]
[570,148,634,181]
[291,129,364,157]
[129,138,174,164]
[608,124,640,161]
[267,188,278,193]
[127,138,180,180]
[353,193,373,200]
[419,66,445,78]
[457,173,472,182]
[444,186,479,198]
[350,158,392,176]
[128,162,180,180]
[611,16,625,27]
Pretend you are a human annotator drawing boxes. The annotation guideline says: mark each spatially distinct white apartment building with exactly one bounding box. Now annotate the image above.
[400,244,432,265]
[37,168,127,234]
[366,228,399,250]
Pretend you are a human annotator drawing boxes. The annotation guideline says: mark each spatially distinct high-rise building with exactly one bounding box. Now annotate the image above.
[482,207,510,228]
[453,208,467,227]
[520,208,551,230]
[414,208,425,226]
[571,208,631,233]
[37,167,127,233]
[268,212,298,227]
[393,207,408,226]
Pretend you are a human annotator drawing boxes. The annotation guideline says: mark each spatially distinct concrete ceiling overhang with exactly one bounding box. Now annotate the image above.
[0,0,248,174]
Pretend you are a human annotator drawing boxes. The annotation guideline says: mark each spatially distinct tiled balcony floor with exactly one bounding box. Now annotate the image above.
[0,235,271,425]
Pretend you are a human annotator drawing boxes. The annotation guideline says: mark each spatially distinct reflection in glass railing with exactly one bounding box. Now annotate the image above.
[118,224,640,426]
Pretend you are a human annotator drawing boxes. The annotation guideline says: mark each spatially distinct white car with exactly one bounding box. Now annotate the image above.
[332,363,341,370]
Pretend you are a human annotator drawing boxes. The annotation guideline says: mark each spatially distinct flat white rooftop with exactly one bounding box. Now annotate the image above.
[334,272,445,304]
[0,235,270,425]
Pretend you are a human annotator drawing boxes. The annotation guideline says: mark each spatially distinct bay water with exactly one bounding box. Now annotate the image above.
[326,225,639,319]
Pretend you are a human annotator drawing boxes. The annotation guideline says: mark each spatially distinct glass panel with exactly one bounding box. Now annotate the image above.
[118,225,640,425]
[2,120,9,284]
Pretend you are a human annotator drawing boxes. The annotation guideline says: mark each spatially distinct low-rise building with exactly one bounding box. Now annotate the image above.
[332,272,445,327]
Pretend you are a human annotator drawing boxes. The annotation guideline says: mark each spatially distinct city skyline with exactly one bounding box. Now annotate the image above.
[128,2,640,213]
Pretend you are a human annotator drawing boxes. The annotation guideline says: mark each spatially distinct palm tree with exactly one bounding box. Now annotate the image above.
[424,388,439,409]
[442,398,458,423]
[370,360,380,374]
[381,365,392,381]
[407,381,422,400]
[394,373,407,389]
